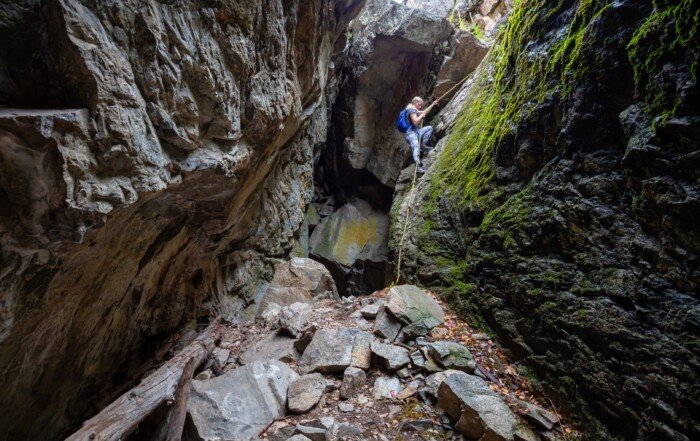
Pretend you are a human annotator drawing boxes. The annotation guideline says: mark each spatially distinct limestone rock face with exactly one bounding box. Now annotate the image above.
[0,1,363,439]
[188,360,299,441]
[309,199,389,295]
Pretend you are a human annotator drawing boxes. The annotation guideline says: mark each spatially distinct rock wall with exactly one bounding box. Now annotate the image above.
[390,0,698,439]
[0,0,363,439]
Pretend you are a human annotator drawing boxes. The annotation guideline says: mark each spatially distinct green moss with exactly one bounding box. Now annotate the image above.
[429,0,610,210]
[627,0,699,119]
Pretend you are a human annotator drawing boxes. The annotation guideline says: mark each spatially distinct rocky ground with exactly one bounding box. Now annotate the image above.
[157,258,574,441]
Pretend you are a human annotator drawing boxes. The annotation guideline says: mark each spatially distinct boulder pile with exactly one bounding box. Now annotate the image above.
[183,277,564,440]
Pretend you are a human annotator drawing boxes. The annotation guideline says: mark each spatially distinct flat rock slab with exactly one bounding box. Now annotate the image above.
[279,302,313,336]
[373,306,402,341]
[239,330,300,365]
[370,340,410,370]
[437,371,517,440]
[384,285,445,339]
[288,373,326,413]
[188,360,298,441]
[425,341,476,372]
[518,400,560,430]
[299,328,372,373]
[360,302,382,319]
[294,418,335,441]
[373,376,403,400]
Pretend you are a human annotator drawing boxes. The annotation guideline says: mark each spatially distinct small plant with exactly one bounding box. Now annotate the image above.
[471,23,487,41]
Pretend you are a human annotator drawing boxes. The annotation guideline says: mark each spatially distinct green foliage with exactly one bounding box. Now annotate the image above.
[627,0,699,118]
[471,23,487,41]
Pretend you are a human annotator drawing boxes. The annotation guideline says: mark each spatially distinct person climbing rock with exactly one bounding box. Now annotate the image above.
[397,96,436,174]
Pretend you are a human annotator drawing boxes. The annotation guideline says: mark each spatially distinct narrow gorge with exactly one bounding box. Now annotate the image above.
[0,1,697,440]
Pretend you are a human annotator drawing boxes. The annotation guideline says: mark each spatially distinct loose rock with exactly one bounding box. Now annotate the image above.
[370,340,410,370]
[279,302,313,337]
[360,302,382,319]
[299,328,372,373]
[384,285,445,338]
[373,376,402,400]
[288,373,327,413]
[336,422,364,440]
[437,371,518,440]
[425,341,476,372]
[239,330,300,365]
[373,306,402,341]
[340,366,366,399]
[519,400,560,430]
[400,419,434,432]
[295,418,335,441]
[257,258,339,316]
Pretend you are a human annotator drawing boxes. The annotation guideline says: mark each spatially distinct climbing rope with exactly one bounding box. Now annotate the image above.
[393,73,473,285]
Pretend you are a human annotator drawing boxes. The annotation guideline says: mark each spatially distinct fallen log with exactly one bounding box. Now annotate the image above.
[66,320,223,441]
[163,357,196,441]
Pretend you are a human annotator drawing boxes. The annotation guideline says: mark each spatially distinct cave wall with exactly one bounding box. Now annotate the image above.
[390,0,698,439]
[0,0,364,439]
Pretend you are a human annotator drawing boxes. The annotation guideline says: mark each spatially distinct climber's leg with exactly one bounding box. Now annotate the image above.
[419,125,433,149]
[405,129,421,164]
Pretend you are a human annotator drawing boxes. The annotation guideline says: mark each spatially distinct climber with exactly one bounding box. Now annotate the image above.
[397,96,436,174]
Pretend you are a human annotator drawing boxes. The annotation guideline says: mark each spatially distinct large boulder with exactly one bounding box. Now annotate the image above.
[433,30,490,102]
[309,199,389,295]
[385,285,445,339]
[257,258,339,316]
[437,371,518,440]
[298,327,373,373]
[188,360,299,440]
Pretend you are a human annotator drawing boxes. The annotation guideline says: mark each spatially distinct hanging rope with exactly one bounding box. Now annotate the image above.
[392,73,472,285]
[393,162,419,285]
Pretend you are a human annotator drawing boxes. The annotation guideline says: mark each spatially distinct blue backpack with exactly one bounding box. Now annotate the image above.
[396,109,413,133]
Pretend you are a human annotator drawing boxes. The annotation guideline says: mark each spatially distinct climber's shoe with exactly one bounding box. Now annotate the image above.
[417,165,426,174]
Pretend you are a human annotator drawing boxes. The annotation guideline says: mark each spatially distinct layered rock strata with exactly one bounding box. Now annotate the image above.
[0,0,363,439]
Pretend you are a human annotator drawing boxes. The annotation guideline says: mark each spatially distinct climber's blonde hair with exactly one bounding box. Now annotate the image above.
[411,96,424,105]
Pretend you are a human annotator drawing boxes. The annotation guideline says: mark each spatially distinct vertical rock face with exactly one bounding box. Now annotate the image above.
[391,0,698,439]
[325,0,453,189]
[0,0,363,439]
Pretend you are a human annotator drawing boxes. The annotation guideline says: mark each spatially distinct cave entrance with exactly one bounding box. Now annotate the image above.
[308,34,435,296]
